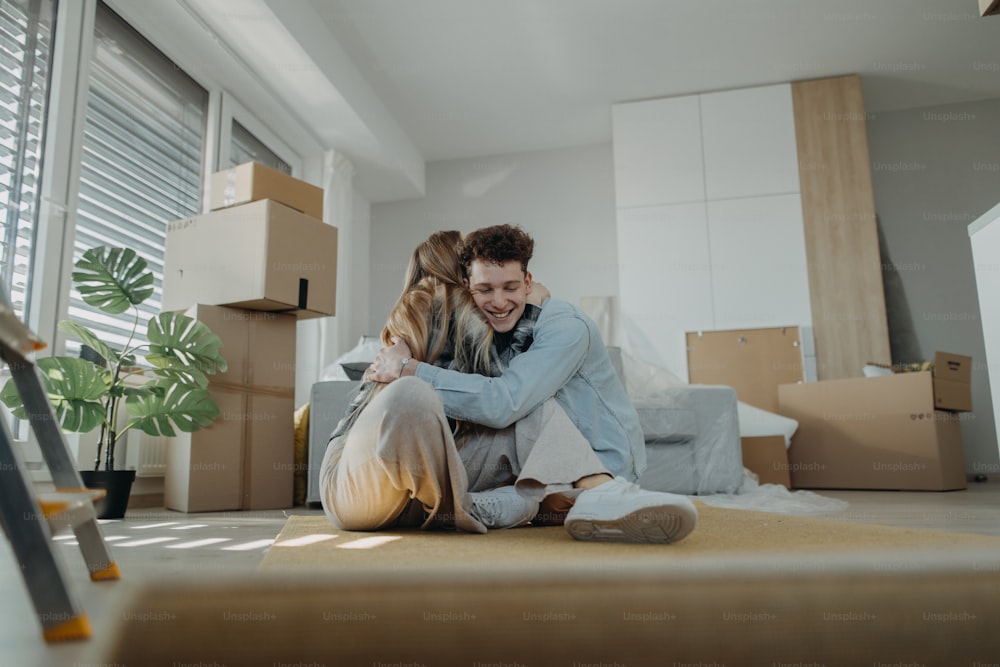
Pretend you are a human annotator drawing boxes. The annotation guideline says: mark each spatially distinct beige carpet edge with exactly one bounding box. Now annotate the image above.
[259,507,1000,579]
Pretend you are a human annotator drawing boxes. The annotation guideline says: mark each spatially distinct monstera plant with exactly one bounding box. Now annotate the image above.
[1,246,227,516]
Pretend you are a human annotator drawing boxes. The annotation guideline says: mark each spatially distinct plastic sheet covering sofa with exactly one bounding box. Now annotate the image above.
[608,347,743,496]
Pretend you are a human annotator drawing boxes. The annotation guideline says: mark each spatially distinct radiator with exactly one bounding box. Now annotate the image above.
[129,432,169,477]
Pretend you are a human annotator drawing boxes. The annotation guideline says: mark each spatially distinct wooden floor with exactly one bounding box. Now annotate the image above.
[813,480,1000,536]
[1,481,999,666]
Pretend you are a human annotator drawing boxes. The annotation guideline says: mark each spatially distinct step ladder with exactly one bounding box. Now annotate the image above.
[0,284,120,643]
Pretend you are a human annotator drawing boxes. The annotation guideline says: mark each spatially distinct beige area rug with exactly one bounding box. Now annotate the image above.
[259,503,1000,572]
[99,505,1000,666]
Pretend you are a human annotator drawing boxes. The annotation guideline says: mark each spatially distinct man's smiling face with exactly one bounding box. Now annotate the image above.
[466,259,533,334]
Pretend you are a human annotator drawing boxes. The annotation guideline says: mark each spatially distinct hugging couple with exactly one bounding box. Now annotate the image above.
[319,224,697,545]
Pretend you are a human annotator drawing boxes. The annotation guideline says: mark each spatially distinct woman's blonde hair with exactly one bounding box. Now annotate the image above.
[382,276,493,376]
[402,230,465,294]
[389,229,492,373]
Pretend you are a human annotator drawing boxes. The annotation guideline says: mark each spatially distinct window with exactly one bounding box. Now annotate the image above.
[0,0,56,322]
[230,119,291,174]
[70,2,208,355]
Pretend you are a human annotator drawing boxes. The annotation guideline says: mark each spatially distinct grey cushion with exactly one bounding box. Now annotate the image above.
[633,401,699,443]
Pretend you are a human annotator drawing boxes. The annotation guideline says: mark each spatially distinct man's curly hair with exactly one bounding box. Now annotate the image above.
[458,224,534,274]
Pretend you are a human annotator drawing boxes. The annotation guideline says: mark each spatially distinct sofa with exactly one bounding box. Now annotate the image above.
[605,347,743,495]
[305,346,744,503]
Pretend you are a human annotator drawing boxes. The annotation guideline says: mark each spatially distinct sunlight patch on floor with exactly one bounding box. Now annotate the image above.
[115,537,181,547]
[273,534,337,548]
[336,535,402,550]
[166,538,233,549]
[222,539,275,551]
[131,522,181,530]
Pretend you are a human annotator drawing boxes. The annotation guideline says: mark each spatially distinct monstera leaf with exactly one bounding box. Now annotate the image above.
[145,312,228,387]
[0,357,110,433]
[125,381,220,437]
[72,246,155,314]
[58,320,120,365]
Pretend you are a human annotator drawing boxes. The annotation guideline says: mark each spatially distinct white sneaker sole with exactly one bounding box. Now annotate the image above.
[565,503,697,544]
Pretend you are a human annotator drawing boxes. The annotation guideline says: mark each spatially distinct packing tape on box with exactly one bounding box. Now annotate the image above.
[208,381,296,399]
[223,171,237,207]
[206,381,296,510]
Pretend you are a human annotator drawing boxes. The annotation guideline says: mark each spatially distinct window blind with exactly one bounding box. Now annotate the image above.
[71,2,207,356]
[0,0,55,322]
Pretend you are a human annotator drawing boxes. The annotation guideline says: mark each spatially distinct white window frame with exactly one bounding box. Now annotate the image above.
[15,0,322,477]
[219,91,302,173]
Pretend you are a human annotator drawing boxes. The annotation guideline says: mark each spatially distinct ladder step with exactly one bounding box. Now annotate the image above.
[36,489,107,520]
[0,278,120,644]
[41,613,92,643]
[91,562,121,582]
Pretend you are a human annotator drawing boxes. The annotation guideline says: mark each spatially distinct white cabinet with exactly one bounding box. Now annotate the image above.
[613,83,811,378]
[707,194,811,330]
[700,84,800,200]
[969,202,1000,464]
[612,95,705,208]
[616,203,714,378]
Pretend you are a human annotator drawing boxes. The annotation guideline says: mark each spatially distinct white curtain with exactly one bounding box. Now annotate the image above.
[321,149,356,373]
[295,149,355,405]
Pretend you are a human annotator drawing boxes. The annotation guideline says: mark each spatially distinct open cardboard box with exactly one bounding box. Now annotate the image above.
[777,352,971,491]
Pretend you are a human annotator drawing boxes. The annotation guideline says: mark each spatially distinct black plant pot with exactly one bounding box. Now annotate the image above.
[79,469,137,519]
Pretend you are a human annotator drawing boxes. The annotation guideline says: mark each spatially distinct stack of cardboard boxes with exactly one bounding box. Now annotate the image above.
[161,162,337,512]
[687,326,973,492]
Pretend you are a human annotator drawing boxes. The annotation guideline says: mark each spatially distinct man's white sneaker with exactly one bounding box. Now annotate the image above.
[564,477,697,544]
[469,486,539,529]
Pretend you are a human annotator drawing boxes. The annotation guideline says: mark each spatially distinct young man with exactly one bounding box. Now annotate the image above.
[370,224,697,544]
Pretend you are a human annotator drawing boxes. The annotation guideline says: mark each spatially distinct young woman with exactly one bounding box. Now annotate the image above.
[319,230,542,533]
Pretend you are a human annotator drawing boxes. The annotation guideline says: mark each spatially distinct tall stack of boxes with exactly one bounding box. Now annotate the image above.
[161,162,337,512]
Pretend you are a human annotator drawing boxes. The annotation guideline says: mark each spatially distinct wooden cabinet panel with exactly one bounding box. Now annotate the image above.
[791,74,890,379]
[612,95,705,208]
[701,83,800,201]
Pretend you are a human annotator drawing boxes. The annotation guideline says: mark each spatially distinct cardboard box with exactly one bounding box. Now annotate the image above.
[867,351,972,412]
[163,200,337,319]
[778,372,967,491]
[210,162,324,219]
[740,436,791,488]
[165,305,296,512]
[929,351,972,412]
[687,327,804,412]
[193,304,298,389]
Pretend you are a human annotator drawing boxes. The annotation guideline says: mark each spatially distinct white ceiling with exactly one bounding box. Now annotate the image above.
[310,0,1000,160]
[170,0,1000,200]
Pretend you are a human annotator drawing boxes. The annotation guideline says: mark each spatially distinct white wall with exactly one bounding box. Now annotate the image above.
[367,143,618,333]
[866,96,1000,475]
